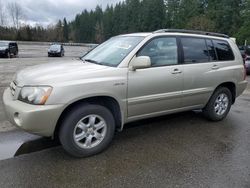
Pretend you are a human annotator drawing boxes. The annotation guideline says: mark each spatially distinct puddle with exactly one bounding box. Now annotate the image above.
[0,130,59,160]
[0,142,23,160]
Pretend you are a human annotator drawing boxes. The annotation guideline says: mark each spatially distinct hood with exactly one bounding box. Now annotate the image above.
[0,46,7,51]
[15,59,113,87]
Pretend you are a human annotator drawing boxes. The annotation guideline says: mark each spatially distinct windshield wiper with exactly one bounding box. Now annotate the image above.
[84,59,103,65]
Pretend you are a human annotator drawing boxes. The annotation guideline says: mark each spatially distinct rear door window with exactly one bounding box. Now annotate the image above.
[212,40,234,61]
[181,37,210,63]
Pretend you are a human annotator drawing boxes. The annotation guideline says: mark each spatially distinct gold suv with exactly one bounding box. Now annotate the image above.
[3,29,248,157]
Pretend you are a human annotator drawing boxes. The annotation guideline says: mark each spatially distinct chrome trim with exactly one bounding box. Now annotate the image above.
[10,81,17,96]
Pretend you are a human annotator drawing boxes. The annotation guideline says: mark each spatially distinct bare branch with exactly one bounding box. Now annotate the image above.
[7,2,23,29]
[0,0,6,26]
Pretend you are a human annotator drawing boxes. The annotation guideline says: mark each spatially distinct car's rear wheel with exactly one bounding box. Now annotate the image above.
[6,51,10,58]
[59,104,115,157]
[203,87,232,121]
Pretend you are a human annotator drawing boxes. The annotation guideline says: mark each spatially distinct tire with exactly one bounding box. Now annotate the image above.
[6,51,10,58]
[203,87,232,121]
[59,104,115,157]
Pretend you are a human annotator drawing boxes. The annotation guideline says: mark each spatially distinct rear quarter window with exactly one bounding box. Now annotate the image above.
[212,40,234,61]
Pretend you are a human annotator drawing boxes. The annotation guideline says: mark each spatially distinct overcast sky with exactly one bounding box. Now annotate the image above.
[1,0,124,26]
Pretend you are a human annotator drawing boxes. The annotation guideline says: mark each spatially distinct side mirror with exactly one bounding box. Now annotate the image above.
[130,56,151,71]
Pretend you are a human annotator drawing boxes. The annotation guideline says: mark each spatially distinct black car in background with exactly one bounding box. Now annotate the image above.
[245,56,250,74]
[48,44,64,57]
[238,45,246,58]
[238,45,250,59]
[0,41,18,58]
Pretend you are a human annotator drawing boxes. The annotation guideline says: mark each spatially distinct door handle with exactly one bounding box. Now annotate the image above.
[171,68,182,74]
[212,64,220,70]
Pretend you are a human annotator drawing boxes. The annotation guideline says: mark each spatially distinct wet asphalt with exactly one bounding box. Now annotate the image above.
[0,45,249,187]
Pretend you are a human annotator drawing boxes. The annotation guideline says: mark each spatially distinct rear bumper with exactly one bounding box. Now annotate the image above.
[3,88,64,137]
[48,52,61,56]
[0,50,7,56]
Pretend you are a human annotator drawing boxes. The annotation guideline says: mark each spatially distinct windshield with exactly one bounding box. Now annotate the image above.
[0,42,8,47]
[49,44,61,50]
[82,36,144,67]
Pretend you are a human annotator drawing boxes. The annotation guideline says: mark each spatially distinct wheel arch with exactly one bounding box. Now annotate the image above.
[214,82,236,104]
[54,96,123,139]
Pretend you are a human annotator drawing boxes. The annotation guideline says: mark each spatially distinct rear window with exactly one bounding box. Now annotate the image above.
[181,37,210,63]
[10,43,17,47]
[212,40,234,61]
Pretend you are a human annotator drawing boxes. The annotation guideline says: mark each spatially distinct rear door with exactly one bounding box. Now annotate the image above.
[180,37,218,107]
[180,37,235,108]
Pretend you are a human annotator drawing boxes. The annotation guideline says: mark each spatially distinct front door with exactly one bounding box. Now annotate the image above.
[127,37,183,119]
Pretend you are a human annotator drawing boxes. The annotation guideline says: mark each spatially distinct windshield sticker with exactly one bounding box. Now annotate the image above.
[115,44,132,50]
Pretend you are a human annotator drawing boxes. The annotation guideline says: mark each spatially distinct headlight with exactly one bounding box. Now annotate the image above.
[18,86,52,105]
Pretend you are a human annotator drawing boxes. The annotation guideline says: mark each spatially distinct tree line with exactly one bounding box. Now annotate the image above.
[0,0,250,44]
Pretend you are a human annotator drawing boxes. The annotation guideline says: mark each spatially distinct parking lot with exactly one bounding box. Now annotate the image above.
[0,44,250,187]
[0,44,89,132]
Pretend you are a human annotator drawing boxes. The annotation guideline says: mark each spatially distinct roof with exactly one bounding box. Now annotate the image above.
[120,33,152,37]
[153,29,229,38]
[120,29,229,40]
[0,40,17,43]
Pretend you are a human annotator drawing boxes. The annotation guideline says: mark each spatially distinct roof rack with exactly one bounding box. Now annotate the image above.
[153,29,229,38]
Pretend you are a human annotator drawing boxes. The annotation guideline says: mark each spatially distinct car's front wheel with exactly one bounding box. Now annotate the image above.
[203,87,232,121]
[59,104,115,157]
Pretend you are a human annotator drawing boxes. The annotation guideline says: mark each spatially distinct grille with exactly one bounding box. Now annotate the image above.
[10,81,17,96]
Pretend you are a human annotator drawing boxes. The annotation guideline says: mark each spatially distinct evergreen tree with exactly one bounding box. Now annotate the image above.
[63,18,69,42]
[1,0,250,45]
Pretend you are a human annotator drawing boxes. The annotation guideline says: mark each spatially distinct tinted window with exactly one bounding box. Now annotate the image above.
[10,43,15,47]
[213,40,234,61]
[206,39,217,61]
[138,37,178,67]
[181,37,209,63]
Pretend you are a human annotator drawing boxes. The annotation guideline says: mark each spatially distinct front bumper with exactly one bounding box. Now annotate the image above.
[3,88,64,137]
